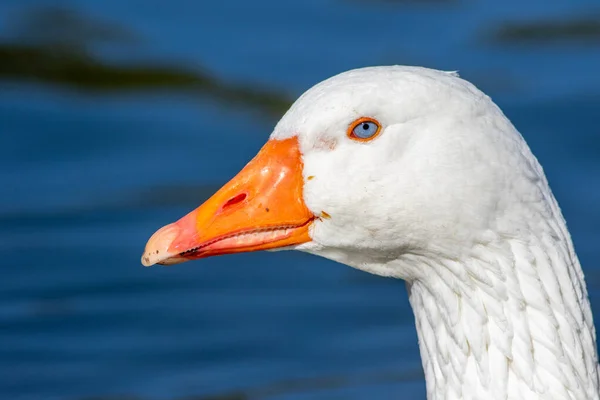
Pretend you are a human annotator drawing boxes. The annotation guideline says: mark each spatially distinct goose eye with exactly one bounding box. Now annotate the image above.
[348,117,382,141]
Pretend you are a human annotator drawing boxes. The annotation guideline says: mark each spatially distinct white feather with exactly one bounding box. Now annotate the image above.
[271,66,599,399]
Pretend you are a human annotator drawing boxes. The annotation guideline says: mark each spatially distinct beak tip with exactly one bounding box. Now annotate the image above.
[141,223,183,267]
[141,254,154,267]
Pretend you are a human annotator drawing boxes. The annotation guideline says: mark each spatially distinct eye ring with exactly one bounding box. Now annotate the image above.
[347,117,382,142]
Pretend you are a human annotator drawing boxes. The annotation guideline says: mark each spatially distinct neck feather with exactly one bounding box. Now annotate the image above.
[405,230,599,400]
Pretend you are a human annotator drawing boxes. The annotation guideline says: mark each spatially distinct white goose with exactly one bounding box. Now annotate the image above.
[142,66,600,399]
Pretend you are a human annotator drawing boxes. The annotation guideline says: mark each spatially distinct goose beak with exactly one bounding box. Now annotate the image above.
[141,137,315,266]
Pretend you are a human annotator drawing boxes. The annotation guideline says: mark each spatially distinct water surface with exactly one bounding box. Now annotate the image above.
[1,1,600,399]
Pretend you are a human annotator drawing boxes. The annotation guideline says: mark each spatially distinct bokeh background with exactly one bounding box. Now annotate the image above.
[1,0,600,399]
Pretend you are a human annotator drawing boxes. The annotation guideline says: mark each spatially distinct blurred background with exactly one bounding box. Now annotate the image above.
[1,0,599,399]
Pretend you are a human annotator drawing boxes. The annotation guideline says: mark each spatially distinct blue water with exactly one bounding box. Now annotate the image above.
[1,1,600,399]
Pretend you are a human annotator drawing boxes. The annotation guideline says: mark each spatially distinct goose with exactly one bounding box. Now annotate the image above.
[141,66,600,399]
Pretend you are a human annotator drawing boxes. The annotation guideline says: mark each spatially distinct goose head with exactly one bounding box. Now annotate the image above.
[142,66,519,278]
[142,66,599,399]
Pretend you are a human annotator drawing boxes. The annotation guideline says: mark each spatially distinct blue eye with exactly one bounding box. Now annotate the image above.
[353,122,378,138]
[348,118,381,141]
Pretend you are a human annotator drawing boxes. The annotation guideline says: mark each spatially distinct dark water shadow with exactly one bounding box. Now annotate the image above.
[77,367,423,400]
[489,16,600,44]
[0,6,293,118]
[344,0,458,6]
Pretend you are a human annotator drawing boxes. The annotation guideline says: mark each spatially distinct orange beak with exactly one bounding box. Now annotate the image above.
[141,137,315,266]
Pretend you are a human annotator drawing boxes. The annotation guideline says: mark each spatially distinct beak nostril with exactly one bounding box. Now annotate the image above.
[222,193,248,210]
